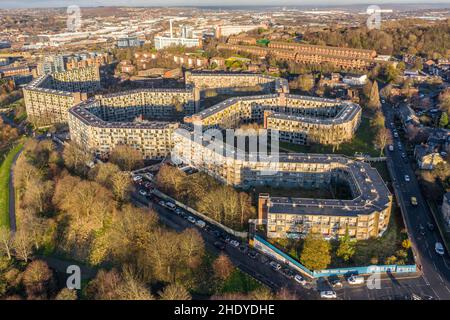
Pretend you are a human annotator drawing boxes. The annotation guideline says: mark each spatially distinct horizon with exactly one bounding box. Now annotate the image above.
[1,0,450,9]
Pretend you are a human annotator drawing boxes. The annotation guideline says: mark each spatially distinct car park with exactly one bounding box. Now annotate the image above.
[320,291,337,299]
[435,242,445,256]
[294,274,307,286]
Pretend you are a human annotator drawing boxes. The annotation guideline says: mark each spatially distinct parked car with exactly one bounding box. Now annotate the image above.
[259,255,269,264]
[410,197,418,206]
[175,208,183,215]
[138,189,147,196]
[419,224,426,236]
[229,240,240,247]
[404,175,410,182]
[435,242,445,256]
[132,175,142,182]
[158,200,165,207]
[329,278,343,288]
[294,274,307,286]
[195,220,206,228]
[427,222,435,231]
[347,275,365,285]
[281,268,294,279]
[213,241,226,250]
[187,216,196,224]
[247,250,259,259]
[320,291,337,299]
[388,145,394,152]
[166,202,176,210]
[269,261,282,271]
[238,245,248,253]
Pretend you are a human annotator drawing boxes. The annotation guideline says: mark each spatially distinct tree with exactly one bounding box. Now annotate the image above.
[12,228,34,262]
[62,142,91,177]
[336,231,356,262]
[109,145,144,171]
[22,260,55,299]
[212,254,234,281]
[0,226,12,260]
[374,127,393,156]
[300,234,331,270]
[368,81,381,111]
[249,287,274,300]
[402,239,412,250]
[111,171,132,203]
[55,288,77,300]
[296,74,315,92]
[159,283,191,300]
[439,112,449,128]
[89,162,121,187]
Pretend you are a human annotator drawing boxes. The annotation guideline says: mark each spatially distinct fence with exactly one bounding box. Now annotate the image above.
[252,235,416,279]
[152,189,248,239]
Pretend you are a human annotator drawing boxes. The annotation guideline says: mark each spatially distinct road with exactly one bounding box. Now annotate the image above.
[131,193,320,300]
[380,101,450,300]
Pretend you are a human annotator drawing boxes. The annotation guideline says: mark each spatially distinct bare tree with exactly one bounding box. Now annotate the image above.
[62,142,91,176]
[374,127,393,156]
[159,283,191,300]
[109,145,144,171]
[12,228,34,262]
[212,253,234,281]
[0,226,13,260]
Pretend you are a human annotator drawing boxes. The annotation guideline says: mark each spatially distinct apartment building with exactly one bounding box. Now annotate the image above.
[69,98,178,160]
[185,92,361,146]
[172,129,392,240]
[23,66,101,125]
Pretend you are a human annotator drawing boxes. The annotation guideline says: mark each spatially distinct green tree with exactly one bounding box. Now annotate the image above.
[336,231,355,262]
[368,81,381,111]
[299,234,331,270]
[439,112,449,128]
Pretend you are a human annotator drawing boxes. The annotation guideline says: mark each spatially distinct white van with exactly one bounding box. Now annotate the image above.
[347,275,365,285]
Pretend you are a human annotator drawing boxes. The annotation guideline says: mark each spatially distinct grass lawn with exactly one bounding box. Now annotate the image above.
[220,268,264,294]
[280,117,380,157]
[0,143,23,228]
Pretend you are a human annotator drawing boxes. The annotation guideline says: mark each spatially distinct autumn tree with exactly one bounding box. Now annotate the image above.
[212,254,234,281]
[159,283,191,300]
[111,171,132,203]
[109,145,144,171]
[62,142,91,177]
[300,234,331,270]
[12,228,34,262]
[367,81,381,112]
[336,231,356,262]
[55,288,78,300]
[22,260,55,299]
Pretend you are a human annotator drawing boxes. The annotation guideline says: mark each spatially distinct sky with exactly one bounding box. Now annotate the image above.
[1,0,450,9]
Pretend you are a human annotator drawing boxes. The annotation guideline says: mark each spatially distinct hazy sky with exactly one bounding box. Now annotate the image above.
[1,0,450,9]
